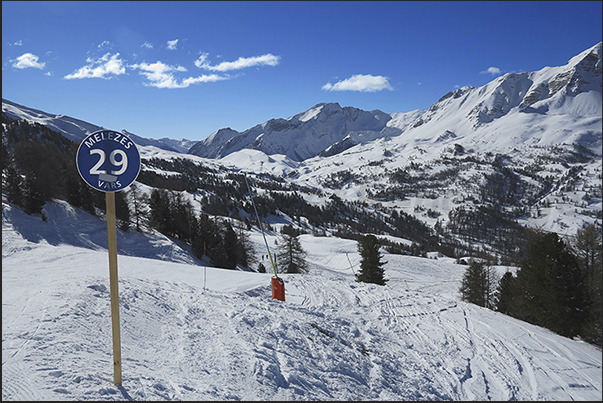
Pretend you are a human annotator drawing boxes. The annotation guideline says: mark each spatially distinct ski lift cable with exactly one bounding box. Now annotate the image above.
[244,174,278,278]
[345,252,356,275]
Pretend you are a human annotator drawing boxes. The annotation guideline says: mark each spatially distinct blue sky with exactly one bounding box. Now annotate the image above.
[2,1,602,142]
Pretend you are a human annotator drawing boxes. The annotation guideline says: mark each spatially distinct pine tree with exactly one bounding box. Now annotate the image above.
[79,182,97,216]
[210,229,229,269]
[276,230,308,274]
[191,220,207,260]
[128,183,149,232]
[459,259,498,308]
[516,231,589,338]
[170,192,195,242]
[572,224,602,346]
[235,225,254,268]
[192,213,220,262]
[494,271,516,315]
[4,164,23,206]
[115,191,131,232]
[356,234,387,285]
[65,172,82,207]
[222,222,239,269]
[22,171,46,215]
[149,189,170,235]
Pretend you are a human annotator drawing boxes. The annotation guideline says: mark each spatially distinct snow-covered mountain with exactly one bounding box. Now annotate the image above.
[190,41,601,162]
[4,42,600,164]
[381,40,602,156]
[194,42,601,241]
[2,42,601,248]
[189,102,396,161]
[1,99,196,154]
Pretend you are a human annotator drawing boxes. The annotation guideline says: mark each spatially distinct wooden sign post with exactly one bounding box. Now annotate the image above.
[105,191,122,385]
[76,130,141,385]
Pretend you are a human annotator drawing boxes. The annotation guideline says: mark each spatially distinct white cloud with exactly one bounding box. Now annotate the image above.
[142,42,153,49]
[64,53,125,79]
[130,60,227,88]
[322,74,393,92]
[167,39,178,50]
[481,66,502,75]
[98,41,111,49]
[196,53,280,72]
[11,53,45,69]
[194,52,210,68]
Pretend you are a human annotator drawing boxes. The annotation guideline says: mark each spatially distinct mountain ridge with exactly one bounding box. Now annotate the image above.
[188,41,601,162]
[3,42,600,163]
[1,98,197,154]
[188,102,395,161]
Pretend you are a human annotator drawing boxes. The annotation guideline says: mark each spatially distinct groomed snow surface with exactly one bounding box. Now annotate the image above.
[2,199,602,401]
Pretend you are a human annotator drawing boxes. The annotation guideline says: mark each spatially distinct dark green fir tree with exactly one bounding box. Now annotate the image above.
[356,234,387,285]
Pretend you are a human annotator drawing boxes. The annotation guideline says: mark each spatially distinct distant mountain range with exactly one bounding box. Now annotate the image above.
[3,42,601,163]
[189,41,601,161]
[188,103,396,161]
[2,42,601,249]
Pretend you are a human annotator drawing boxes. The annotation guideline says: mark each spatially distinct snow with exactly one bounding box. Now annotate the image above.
[2,42,602,400]
[2,99,102,144]
[3,198,602,401]
[298,104,325,122]
[219,149,299,177]
[1,99,196,154]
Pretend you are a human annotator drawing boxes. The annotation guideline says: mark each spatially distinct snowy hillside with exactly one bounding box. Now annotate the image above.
[2,46,601,267]
[185,42,603,242]
[381,41,602,158]
[3,198,602,400]
[1,99,196,154]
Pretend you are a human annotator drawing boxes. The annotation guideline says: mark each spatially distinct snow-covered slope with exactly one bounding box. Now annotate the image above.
[2,197,602,401]
[382,41,602,157]
[2,99,102,143]
[1,99,196,154]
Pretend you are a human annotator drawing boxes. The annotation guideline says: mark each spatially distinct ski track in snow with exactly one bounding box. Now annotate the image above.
[2,200,602,401]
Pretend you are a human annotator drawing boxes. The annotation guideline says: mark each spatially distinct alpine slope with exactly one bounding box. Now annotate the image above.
[2,198,601,401]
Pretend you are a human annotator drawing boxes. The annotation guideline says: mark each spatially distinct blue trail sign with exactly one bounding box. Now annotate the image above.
[76,130,141,192]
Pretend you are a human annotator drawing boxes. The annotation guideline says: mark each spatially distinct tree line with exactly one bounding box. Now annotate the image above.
[1,115,311,273]
[2,114,132,228]
[1,114,376,279]
[460,225,602,347]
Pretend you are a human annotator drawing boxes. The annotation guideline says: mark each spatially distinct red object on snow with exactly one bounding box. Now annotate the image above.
[271,276,285,301]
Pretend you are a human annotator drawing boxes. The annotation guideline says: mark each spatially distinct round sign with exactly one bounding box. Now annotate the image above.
[76,130,141,192]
